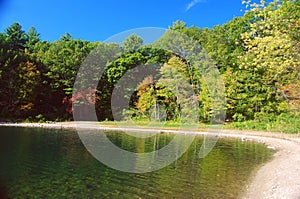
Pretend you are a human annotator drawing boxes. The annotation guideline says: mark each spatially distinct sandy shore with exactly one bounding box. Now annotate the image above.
[1,122,300,198]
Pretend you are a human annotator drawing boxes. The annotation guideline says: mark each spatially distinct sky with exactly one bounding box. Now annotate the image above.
[0,0,247,42]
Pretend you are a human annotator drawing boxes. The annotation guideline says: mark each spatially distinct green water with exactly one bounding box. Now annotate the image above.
[0,127,274,199]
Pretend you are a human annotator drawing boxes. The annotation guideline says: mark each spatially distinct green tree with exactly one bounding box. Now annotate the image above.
[32,37,97,119]
[5,22,27,50]
[121,34,143,53]
[169,20,187,31]
[60,32,72,41]
[26,26,40,52]
[96,45,171,121]
[0,25,41,119]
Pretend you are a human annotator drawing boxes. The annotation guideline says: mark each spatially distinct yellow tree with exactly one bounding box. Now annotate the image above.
[226,0,300,120]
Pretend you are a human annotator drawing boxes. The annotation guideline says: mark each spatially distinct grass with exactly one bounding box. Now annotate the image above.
[99,120,211,131]
[225,118,300,134]
[99,113,300,134]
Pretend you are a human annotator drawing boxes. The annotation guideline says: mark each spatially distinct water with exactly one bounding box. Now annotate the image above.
[0,127,274,198]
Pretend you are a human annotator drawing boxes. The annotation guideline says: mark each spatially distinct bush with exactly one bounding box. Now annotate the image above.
[226,112,300,134]
[35,114,46,122]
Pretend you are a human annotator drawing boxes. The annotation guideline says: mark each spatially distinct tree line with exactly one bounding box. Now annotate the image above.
[0,0,299,129]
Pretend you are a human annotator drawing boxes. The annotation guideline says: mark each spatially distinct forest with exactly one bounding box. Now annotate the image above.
[0,0,299,133]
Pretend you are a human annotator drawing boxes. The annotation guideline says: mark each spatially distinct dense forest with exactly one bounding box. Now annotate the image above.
[0,0,299,132]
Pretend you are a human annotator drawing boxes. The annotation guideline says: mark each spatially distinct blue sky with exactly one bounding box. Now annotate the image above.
[0,0,246,42]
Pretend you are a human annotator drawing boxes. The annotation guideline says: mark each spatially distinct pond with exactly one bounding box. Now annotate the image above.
[0,127,275,198]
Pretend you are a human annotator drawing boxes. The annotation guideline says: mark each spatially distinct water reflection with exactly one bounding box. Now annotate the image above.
[0,127,274,198]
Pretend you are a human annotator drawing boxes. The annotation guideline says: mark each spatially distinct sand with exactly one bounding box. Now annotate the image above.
[1,122,300,198]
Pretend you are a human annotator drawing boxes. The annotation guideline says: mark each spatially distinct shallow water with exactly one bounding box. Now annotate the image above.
[0,127,274,198]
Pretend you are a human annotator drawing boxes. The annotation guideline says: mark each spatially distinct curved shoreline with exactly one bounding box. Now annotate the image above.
[1,122,300,198]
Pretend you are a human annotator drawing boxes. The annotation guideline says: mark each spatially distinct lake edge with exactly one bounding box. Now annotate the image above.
[1,122,300,198]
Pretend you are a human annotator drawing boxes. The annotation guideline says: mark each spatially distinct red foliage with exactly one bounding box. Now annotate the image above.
[63,88,97,114]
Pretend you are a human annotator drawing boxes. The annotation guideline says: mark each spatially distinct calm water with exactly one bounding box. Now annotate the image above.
[0,127,274,199]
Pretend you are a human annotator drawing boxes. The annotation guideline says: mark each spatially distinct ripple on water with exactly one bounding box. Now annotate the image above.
[0,127,275,199]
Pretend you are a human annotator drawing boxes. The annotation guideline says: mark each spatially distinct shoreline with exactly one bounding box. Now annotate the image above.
[1,122,300,198]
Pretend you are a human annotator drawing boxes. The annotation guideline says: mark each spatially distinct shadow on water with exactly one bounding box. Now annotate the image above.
[0,179,9,199]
